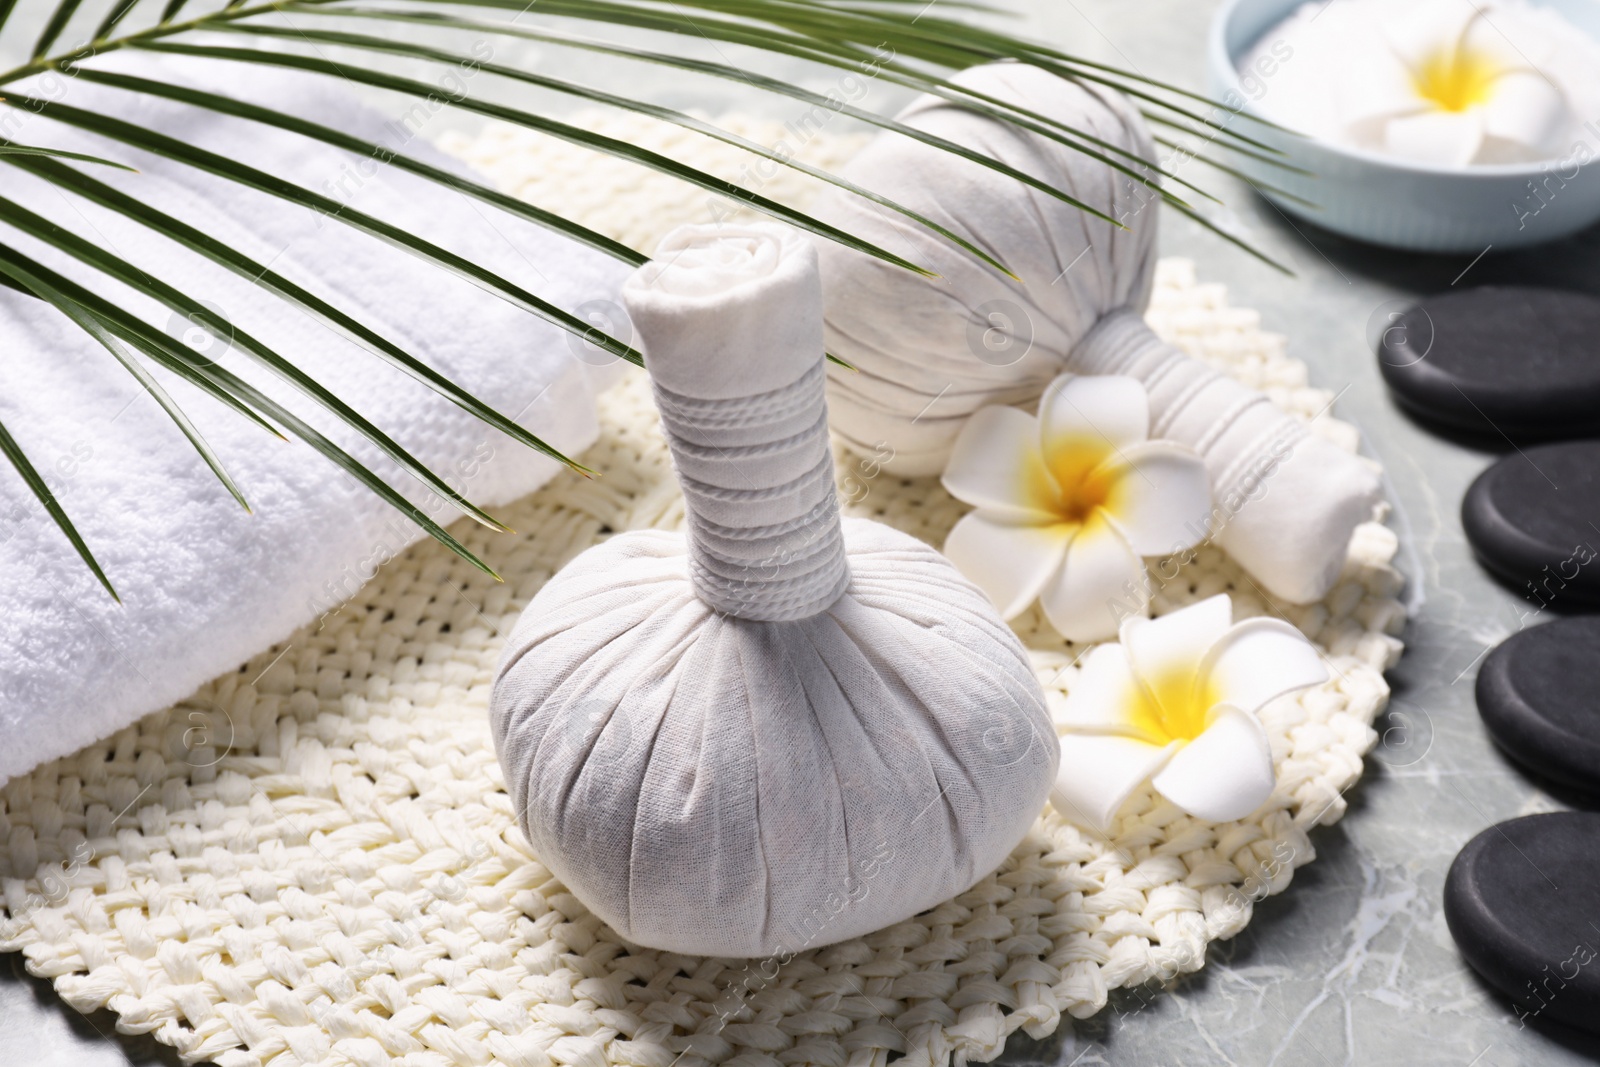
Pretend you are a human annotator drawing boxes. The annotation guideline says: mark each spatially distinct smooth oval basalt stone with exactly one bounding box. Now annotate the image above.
[1444,812,1600,1034]
[1461,441,1600,607]
[1477,618,1600,790]
[1378,286,1600,439]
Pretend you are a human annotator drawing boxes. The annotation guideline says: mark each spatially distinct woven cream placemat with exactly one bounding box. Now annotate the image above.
[0,114,1405,1067]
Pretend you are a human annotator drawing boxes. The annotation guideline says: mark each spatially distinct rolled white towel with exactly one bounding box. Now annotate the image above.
[814,63,1381,604]
[491,222,1056,957]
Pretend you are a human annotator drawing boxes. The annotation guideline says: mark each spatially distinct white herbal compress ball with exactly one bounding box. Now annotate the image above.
[491,222,1057,958]
[815,63,1381,604]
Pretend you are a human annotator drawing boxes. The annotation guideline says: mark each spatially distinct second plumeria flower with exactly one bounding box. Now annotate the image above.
[940,374,1213,643]
[1049,594,1328,834]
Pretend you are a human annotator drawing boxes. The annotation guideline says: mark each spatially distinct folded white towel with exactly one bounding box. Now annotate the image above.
[0,54,631,784]
[813,63,1381,605]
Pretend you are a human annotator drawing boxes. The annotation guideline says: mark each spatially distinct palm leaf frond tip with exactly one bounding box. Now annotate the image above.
[0,0,1281,597]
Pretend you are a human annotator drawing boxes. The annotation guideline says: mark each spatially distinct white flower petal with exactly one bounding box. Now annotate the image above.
[1199,617,1328,714]
[1052,733,1181,834]
[1482,71,1567,151]
[1383,109,1484,167]
[941,405,1061,521]
[1339,47,1430,128]
[1039,375,1149,486]
[1463,12,1557,75]
[943,511,1071,619]
[1054,642,1165,743]
[1150,705,1276,823]
[1099,440,1212,557]
[1039,512,1147,643]
[1119,593,1232,683]
[1384,0,1478,72]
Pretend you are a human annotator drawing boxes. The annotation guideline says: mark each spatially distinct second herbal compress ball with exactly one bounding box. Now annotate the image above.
[814,63,1382,604]
[491,222,1057,958]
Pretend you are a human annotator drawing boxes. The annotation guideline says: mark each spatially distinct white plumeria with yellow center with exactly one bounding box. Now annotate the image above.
[939,374,1212,644]
[1050,594,1328,834]
[1341,0,1571,166]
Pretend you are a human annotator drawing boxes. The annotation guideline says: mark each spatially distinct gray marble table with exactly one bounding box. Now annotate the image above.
[6,0,1600,1064]
[1002,3,1600,1065]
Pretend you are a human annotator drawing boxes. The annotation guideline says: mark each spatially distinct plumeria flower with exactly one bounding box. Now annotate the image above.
[940,374,1212,644]
[1050,595,1328,835]
[1342,0,1568,166]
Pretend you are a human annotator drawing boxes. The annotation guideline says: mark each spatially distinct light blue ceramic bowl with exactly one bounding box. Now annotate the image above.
[1206,0,1600,252]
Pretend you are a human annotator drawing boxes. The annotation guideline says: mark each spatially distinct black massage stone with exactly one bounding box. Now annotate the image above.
[1444,812,1600,1034]
[1477,618,1600,790]
[1461,440,1600,607]
[1378,286,1600,439]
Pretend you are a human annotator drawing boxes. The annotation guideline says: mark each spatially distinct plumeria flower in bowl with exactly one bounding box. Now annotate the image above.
[1343,0,1569,167]
[939,374,1213,644]
[1050,594,1328,835]
[1207,0,1600,250]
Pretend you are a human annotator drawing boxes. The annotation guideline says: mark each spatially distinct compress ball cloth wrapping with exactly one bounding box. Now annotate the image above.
[491,222,1057,958]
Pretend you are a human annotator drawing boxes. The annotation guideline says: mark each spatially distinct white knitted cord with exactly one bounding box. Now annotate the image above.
[655,361,849,621]
[0,114,1404,1067]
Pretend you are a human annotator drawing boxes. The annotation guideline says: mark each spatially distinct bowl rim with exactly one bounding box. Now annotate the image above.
[1206,0,1600,181]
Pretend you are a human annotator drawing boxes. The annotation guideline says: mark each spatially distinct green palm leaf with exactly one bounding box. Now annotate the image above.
[69,62,1005,278]
[664,0,1292,153]
[0,150,609,471]
[0,238,503,580]
[362,0,1292,267]
[32,0,87,58]
[94,0,143,39]
[0,244,285,443]
[202,24,1124,241]
[0,414,119,601]
[0,144,138,170]
[121,40,945,275]
[0,0,1291,597]
[297,7,1216,207]
[0,191,517,533]
[0,245,252,516]
[13,93,648,362]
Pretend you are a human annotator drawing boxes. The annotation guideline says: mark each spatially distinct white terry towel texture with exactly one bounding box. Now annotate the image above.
[0,53,631,784]
[491,223,1057,958]
[814,63,1382,605]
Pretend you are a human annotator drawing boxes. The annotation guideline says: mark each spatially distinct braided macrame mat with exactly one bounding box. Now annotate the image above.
[0,114,1406,1067]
